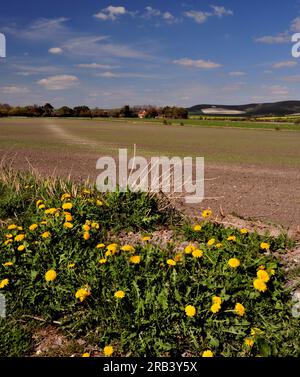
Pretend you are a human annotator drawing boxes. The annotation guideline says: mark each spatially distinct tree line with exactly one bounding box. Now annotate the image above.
[0,103,188,119]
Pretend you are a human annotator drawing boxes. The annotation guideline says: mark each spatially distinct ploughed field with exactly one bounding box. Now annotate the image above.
[0,118,300,227]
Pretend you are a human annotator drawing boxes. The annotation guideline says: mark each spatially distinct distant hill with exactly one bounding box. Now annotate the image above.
[188,101,300,116]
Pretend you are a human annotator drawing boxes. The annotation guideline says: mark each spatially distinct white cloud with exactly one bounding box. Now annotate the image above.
[173,58,222,69]
[49,47,63,54]
[162,12,174,21]
[290,17,300,32]
[94,6,127,21]
[143,7,176,23]
[210,5,233,17]
[14,64,61,76]
[184,11,209,24]
[37,75,79,90]
[255,33,290,44]
[77,63,117,69]
[272,60,297,69]
[96,71,157,79]
[184,6,233,24]
[229,71,247,76]
[0,86,30,95]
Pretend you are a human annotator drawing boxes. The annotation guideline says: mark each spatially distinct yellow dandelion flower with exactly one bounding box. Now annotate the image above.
[269,269,276,276]
[3,262,13,267]
[185,305,196,317]
[240,228,248,235]
[96,199,103,206]
[44,208,58,215]
[0,278,9,289]
[64,222,73,229]
[45,270,57,282]
[130,255,141,264]
[121,245,135,253]
[91,222,99,229]
[105,250,112,257]
[5,234,13,239]
[253,278,267,292]
[82,353,90,357]
[211,303,221,314]
[4,240,12,245]
[103,346,114,357]
[228,258,240,268]
[184,244,197,254]
[64,213,73,222]
[142,236,151,241]
[193,224,202,232]
[29,224,38,231]
[235,303,245,316]
[83,189,91,195]
[68,263,76,269]
[260,242,270,251]
[167,259,176,266]
[227,235,236,242]
[256,270,270,283]
[15,234,25,242]
[202,209,212,219]
[96,243,105,249]
[244,338,254,347]
[75,286,91,302]
[41,231,51,239]
[212,296,222,306]
[99,258,107,264]
[207,238,215,246]
[258,265,265,270]
[114,290,125,299]
[83,232,90,240]
[107,243,118,254]
[61,193,71,201]
[62,202,73,210]
[83,224,90,232]
[17,245,25,251]
[192,249,203,258]
[202,350,214,357]
[40,220,47,225]
[36,200,43,207]
[216,243,223,248]
[7,224,17,230]
[174,252,183,262]
[38,204,45,210]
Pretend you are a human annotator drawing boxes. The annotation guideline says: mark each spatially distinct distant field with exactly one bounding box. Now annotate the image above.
[0,117,300,167]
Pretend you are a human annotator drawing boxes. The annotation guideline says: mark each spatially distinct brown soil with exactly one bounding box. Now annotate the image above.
[1,147,299,231]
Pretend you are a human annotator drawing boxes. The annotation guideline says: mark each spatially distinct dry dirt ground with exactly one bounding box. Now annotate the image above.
[1,146,299,236]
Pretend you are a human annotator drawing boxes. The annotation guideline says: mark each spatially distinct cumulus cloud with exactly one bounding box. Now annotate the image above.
[272,60,297,69]
[49,47,63,54]
[94,6,127,21]
[37,75,79,90]
[173,58,222,69]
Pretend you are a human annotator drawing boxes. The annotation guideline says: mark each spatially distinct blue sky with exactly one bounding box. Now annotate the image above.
[0,0,300,107]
